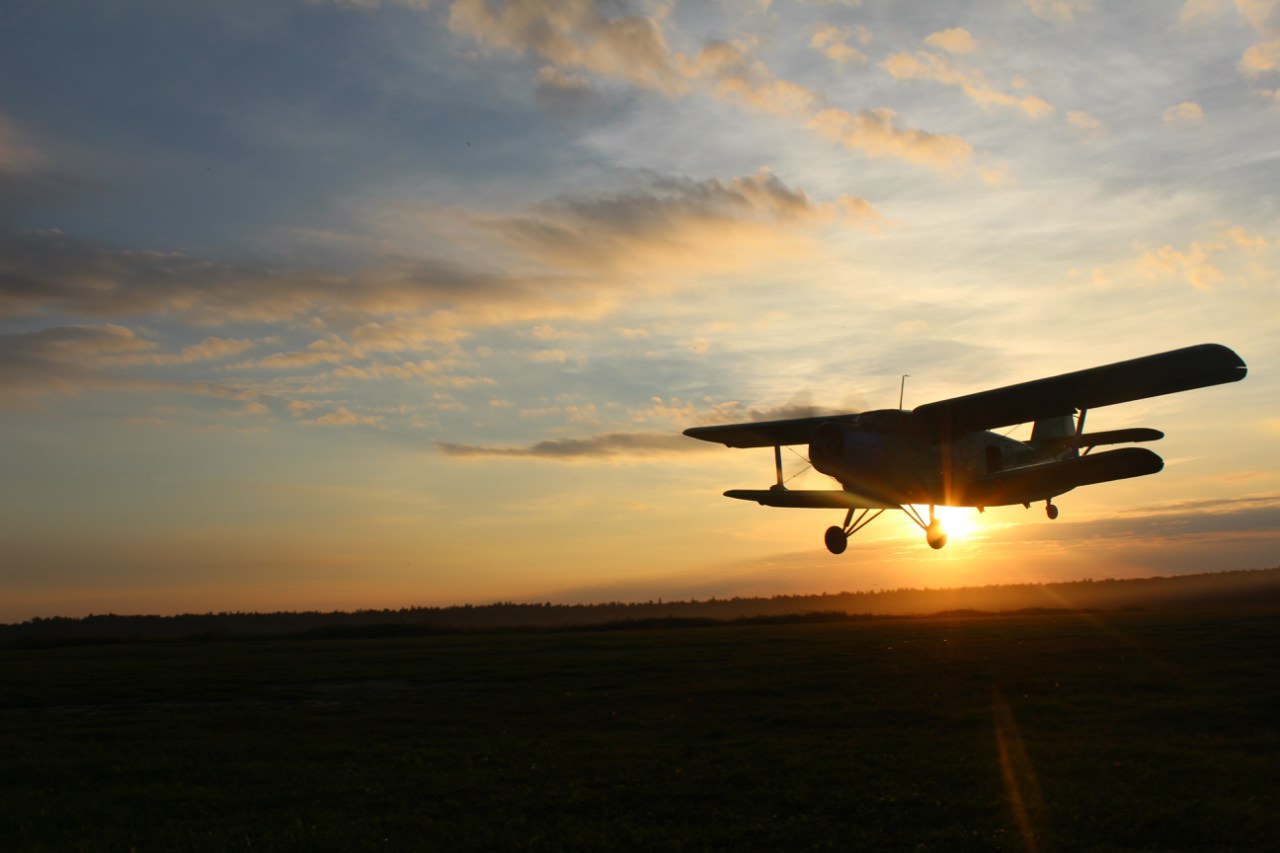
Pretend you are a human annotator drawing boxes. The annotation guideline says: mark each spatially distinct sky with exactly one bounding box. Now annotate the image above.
[2,0,1278,621]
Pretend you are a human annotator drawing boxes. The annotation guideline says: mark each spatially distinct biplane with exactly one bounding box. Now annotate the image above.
[684,344,1247,553]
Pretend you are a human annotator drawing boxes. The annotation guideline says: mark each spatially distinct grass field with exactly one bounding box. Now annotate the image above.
[3,608,1279,851]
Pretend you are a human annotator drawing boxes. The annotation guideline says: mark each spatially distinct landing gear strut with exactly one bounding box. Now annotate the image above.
[902,504,947,550]
[823,507,885,555]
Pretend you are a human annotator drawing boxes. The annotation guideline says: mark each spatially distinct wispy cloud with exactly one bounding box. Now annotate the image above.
[811,25,871,65]
[446,0,973,172]
[1067,109,1107,139]
[479,169,881,274]
[1137,225,1270,290]
[0,325,264,404]
[1179,0,1280,94]
[448,0,687,96]
[924,27,977,54]
[438,430,707,459]
[1024,0,1094,25]
[1087,223,1274,291]
[1162,101,1205,123]
[881,47,1054,119]
[9,168,866,331]
[0,112,49,177]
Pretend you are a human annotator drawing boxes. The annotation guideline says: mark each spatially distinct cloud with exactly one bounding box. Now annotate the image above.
[811,108,973,170]
[680,39,819,118]
[0,325,204,402]
[811,25,870,65]
[479,169,882,274]
[1067,109,1107,138]
[1024,0,1093,24]
[924,28,976,54]
[438,430,708,459]
[1180,0,1280,88]
[1177,0,1221,27]
[447,0,971,171]
[0,228,607,329]
[312,0,432,8]
[1162,101,1205,123]
[1,167,882,413]
[437,400,853,463]
[881,50,1054,119]
[102,336,257,366]
[0,113,49,178]
[534,65,603,113]
[448,0,685,95]
[310,406,383,426]
[1241,37,1280,75]
[1126,493,1280,515]
[1136,225,1271,290]
[4,165,880,332]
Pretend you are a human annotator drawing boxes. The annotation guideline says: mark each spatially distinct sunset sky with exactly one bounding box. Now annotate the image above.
[2,0,1278,621]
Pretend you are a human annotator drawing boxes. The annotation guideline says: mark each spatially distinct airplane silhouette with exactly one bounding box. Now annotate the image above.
[685,344,1247,553]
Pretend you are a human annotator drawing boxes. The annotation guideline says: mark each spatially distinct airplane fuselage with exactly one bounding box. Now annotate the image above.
[807,409,1052,508]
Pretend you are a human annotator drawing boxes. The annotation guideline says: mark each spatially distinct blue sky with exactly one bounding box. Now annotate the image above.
[2,0,1278,620]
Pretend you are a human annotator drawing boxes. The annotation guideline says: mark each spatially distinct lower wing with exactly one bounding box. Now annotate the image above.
[724,489,900,509]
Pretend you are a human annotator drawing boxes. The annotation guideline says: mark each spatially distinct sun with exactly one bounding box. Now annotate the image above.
[934,505,980,542]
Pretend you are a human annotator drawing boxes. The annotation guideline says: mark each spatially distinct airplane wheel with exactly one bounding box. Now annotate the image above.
[926,520,947,550]
[1047,503,1059,520]
[824,526,848,555]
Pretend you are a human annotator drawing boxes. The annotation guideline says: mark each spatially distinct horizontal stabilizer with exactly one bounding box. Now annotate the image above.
[684,414,860,448]
[914,344,1246,438]
[724,488,899,510]
[953,447,1164,506]
[1040,427,1164,455]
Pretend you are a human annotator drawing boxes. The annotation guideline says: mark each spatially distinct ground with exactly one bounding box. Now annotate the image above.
[3,607,1278,851]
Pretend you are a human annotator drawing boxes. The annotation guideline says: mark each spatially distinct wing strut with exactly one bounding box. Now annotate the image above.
[773,444,783,489]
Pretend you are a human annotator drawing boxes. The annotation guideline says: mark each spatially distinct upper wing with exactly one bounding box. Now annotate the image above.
[912,343,1246,439]
[683,413,860,448]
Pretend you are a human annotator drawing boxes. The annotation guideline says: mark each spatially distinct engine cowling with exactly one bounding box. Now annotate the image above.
[809,422,889,482]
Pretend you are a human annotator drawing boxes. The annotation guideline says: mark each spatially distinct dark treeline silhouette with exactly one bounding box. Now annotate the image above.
[4,567,1279,647]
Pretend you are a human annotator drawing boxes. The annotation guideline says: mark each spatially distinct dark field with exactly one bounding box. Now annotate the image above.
[4,608,1279,851]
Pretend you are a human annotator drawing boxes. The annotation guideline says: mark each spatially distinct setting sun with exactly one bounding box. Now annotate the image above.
[935,506,981,543]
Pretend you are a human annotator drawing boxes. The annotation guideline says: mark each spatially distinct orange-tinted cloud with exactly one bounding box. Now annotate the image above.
[1162,101,1205,123]
[881,50,1054,119]
[311,406,383,427]
[811,107,973,170]
[446,0,972,172]
[1179,0,1280,90]
[1067,109,1107,138]
[1085,224,1274,290]
[448,0,686,95]
[811,25,870,65]
[924,27,976,54]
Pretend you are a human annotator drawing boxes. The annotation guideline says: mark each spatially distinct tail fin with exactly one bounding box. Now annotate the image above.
[1030,414,1078,460]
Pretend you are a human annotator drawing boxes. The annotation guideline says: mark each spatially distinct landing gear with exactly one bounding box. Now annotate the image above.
[926,519,948,550]
[823,507,885,555]
[824,526,848,555]
[902,503,948,550]
[1046,500,1059,520]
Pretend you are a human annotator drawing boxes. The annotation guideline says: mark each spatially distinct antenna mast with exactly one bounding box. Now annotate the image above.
[898,374,909,410]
